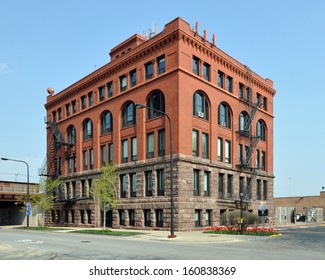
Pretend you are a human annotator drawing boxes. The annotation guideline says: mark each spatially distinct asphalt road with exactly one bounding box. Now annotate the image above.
[0,226,325,260]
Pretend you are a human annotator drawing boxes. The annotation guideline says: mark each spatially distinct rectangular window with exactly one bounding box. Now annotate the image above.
[205,210,211,226]
[87,209,92,224]
[121,139,128,163]
[202,133,209,159]
[263,97,267,111]
[145,171,153,197]
[120,75,127,92]
[119,210,125,226]
[262,151,266,171]
[239,176,245,195]
[147,133,154,158]
[203,62,210,81]
[73,153,76,172]
[218,173,224,198]
[81,180,86,197]
[257,179,261,200]
[145,61,153,80]
[157,169,165,196]
[67,155,73,174]
[238,144,243,165]
[239,83,244,98]
[192,56,200,75]
[89,148,94,169]
[156,209,163,227]
[246,87,251,103]
[130,69,137,87]
[225,140,231,163]
[218,71,224,88]
[99,86,105,101]
[131,137,137,161]
[52,111,56,122]
[130,173,136,198]
[83,150,88,170]
[72,100,76,114]
[72,181,76,198]
[192,130,199,156]
[88,179,92,197]
[245,146,250,166]
[256,149,260,168]
[108,143,113,163]
[107,81,113,97]
[58,108,62,120]
[227,174,233,199]
[129,210,135,226]
[218,138,223,162]
[158,129,165,156]
[120,174,127,198]
[81,96,87,109]
[88,92,93,107]
[204,171,210,197]
[193,169,200,196]
[195,209,201,227]
[144,209,151,227]
[65,104,70,117]
[226,76,233,93]
[80,210,85,224]
[100,145,106,166]
[263,180,268,200]
[157,55,165,74]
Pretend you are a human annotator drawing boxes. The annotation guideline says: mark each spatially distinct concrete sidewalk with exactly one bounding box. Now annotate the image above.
[1,222,323,243]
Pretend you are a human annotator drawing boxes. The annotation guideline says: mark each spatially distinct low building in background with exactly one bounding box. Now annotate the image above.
[273,191,325,224]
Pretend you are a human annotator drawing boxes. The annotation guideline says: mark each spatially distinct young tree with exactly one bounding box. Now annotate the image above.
[31,177,61,227]
[92,164,119,230]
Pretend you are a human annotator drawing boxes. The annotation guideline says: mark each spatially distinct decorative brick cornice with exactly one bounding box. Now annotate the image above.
[181,32,276,96]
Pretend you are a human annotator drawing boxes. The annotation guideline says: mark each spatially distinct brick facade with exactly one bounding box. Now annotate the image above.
[44,17,276,230]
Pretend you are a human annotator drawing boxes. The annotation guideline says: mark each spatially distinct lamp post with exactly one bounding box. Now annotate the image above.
[1,157,30,227]
[239,192,243,235]
[135,104,176,238]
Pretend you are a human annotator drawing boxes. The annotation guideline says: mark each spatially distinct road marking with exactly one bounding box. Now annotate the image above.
[15,240,44,244]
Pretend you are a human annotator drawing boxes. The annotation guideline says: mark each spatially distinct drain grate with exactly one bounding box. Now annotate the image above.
[81,240,91,243]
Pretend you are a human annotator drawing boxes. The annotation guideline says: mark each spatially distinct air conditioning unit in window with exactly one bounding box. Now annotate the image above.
[197,111,205,118]
[220,121,227,126]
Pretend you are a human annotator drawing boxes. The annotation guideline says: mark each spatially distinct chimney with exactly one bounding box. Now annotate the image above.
[212,33,217,46]
[204,29,208,41]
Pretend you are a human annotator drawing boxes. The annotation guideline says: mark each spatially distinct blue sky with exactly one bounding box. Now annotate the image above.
[1,0,324,197]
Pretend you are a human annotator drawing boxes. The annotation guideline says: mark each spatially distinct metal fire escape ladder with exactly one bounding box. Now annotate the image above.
[42,121,74,178]
[237,66,261,203]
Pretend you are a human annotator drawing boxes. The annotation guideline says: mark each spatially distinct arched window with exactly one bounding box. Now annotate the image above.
[146,90,165,119]
[218,103,231,128]
[256,119,266,141]
[83,119,93,140]
[239,111,250,132]
[122,102,136,127]
[67,125,76,144]
[101,111,113,134]
[193,91,209,120]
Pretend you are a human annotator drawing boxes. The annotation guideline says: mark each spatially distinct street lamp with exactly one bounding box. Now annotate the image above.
[1,157,30,227]
[135,103,176,238]
[239,192,244,235]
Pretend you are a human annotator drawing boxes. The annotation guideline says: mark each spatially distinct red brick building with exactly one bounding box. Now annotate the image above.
[44,17,276,230]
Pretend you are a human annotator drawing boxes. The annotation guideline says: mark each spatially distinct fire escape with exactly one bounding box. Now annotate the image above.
[236,66,261,203]
[39,119,74,180]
